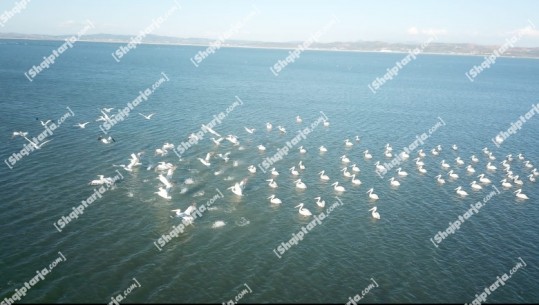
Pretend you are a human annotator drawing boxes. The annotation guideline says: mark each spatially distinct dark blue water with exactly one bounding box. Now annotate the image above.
[1,39,538,303]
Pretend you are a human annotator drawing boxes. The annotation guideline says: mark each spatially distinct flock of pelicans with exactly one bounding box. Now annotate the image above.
[73,110,538,223]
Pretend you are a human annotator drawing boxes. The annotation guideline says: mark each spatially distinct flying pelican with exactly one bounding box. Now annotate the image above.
[11,131,28,138]
[295,203,312,216]
[266,179,278,188]
[314,197,325,208]
[319,145,327,152]
[290,166,299,176]
[455,157,464,166]
[351,174,361,185]
[319,170,330,181]
[435,174,445,184]
[211,137,223,145]
[197,152,212,167]
[441,160,450,169]
[244,126,255,134]
[73,122,90,129]
[351,164,360,172]
[270,168,279,176]
[478,174,491,184]
[202,124,222,137]
[367,188,379,200]
[344,139,353,147]
[533,168,538,176]
[228,179,246,196]
[277,125,286,133]
[466,165,476,173]
[486,162,497,171]
[436,144,442,151]
[266,122,272,130]
[471,155,479,163]
[364,150,373,159]
[470,181,482,190]
[258,144,266,151]
[455,186,468,197]
[299,146,306,154]
[36,118,51,126]
[514,189,529,200]
[397,167,408,176]
[155,187,171,200]
[166,166,176,179]
[217,152,231,162]
[102,107,114,113]
[400,151,410,159]
[501,178,512,188]
[389,177,400,187]
[295,179,307,189]
[158,174,173,189]
[448,170,459,179]
[296,115,302,123]
[139,113,155,120]
[332,182,345,192]
[369,207,380,219]
[341,167,352,177]
[298,161,305,170]
[268,195,282,204]
[247,165,256,174]
[341,155,351,163]
[98,135,115,144]
[171,204,196,223]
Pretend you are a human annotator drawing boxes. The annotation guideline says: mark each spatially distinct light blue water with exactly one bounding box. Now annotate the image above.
[0,39,538,303]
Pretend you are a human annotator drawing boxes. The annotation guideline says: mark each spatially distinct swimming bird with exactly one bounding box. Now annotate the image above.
[486,162,497,171]
[98,135,115,144]
[294,179,307,189]
[155,187,172,200]
[266,179,278,188]
[341,167,352,177]
[501,178,512,188]
[478,173,491,184]
[367,188,379,200]
[389,177,400,187]
[162,142,175,150]
[319,170,330,181]
[290,166,299,176]
[225,134,239,145]
[385,143,393,152]
[211,137,224,145]
[452,144,458,151]
[319,145,327,152]
[244,126,255,134]
[171,204,196,223]
[418,166,427,174]
[247,165,256,174]
[351,174,361,185]
[441,160,450,169]
[448,170,459,179]
[270,168,279,176]
[455,186,468,197]
[369,207,380,219]
[466,165,476,173]
[74,122,90,129]
[524,160,534,168]
[455,157,464,166]
[139,113,155,120]
[296,115,302,123]
[277,125,286,133]
[355,135,360,142]
[257,144,266,151]
[436,144,442,151]
[332,181,345,192]
[341,155,351,163]
[299,146,306,154]
[323,120,329,127]
[295,203,312,216]
[268,195,282,204]
[155,148,168,156]
[266,122,272,130]
[384,150,392,158]
[351,164,360,172]
[344,139,353,147]
[470,180,482,190]
[397,167,408,176]
[514,189,529,200]
[400,151,410,160]
[364,150,373,159]
[314,197,325,208]
[471,155,479,163]
[418,149,426,158]
[435,174,445,184]
[374,161,385,172]
[298,161,305,170]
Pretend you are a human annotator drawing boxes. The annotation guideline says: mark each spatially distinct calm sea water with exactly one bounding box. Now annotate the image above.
[0,39,538,303]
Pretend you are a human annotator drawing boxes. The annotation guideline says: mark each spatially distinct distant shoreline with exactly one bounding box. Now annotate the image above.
[1,36,539,60]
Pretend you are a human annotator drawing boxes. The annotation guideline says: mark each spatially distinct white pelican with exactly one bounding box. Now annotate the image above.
[197,152,212,167]
[418,149,426,158]
[155,187,171,200]
[506,154,513,161]
[211,137,223,145]
[455,157,464,166]
[158,174,173,189]
[225,134,239,145]
[268,195,282,204]
[486,162,497,171]
[323,120,329,127]
[139,113,155,120]
[36,118,51,126]
[478,174,491,184]
[341,167,352,177]
[314,197,325,208]
[471,155,479,163]
[389,177,400,187]
[514,189,529,200]
[488,152,496,160]
[351,164,360,172]
[156,161,173,171]
[385,143,393,151]
[452,144,458,150]
[344,139,353,147]
[277,125,286,133]
[513,175,524,186]
[351,174,361,185]
[533,168,539,176]
[448,170,459,179]
[98,135,115,144]
[228,179,247,196]
[436,144,442,151]
[266,179,278,188]
[529,174,536,182]
[466,165,476,173]
[341,155,351,163]
[397,167,408,176]
[217,152,231,162]
[455,186,468,197]
[441,160,450,169]
[369,207,380,219]
[271,168,279,176]
[162,142,174,150]
[295,203,312,216]
[247,165,256,174]
[74,122,90,128]
[166,166,176,179]
[470,180,482,190]
[11,131,28,138]
[298,161,305,170]
[482,147,489,154]
[257,144,266,151]
[266,122,272,130]
[244,126,255,134]
[431,148,439,156]
[415,158,425,166]
[319,145,327,152]
[517,153,524,160]
[367,188,379,200]
[501,178,512,188]
[374,161,385,172]
[418,166,427,174]
[89,175,113,186]
[364,150,373,159]
[525,161,534,168]
[400,151,410,159]
[296,115,302,123]
[290,166,299,176]
[171,204,196,223]
[332,182,345,192]
[355,135,360,142]
[155,148,167,156]
[295,179,307,189]
[435,174,445,184]
[384,150,392,158]
[102,107,114,113]
[299,146,306,154]
[319,170,330,181]
[202,124,221,137]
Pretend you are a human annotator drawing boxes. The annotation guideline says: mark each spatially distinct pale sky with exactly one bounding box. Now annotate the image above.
[1,0,539,47]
